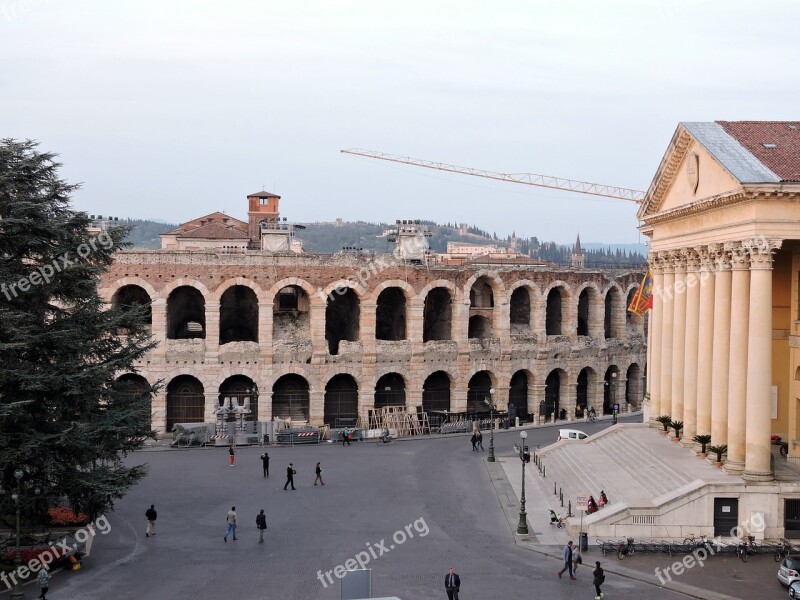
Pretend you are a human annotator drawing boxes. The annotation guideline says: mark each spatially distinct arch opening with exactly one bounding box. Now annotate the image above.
[510,287,531,335]
[167,286,206,339]
[468,315,492,339]
[376,287,407,341]
[374,373,406,409]
[220,285,258,344]
[546,287,565,335]
[509,370,529,422]
[111,285,152,331]
[166,375,205,431]
[326,288,360,355]
[273,285,311,343]
[467,371,494,414]
[218,374,258,422]
[272,374,310,423]
[423,287,452,342]
[324,374,359,428]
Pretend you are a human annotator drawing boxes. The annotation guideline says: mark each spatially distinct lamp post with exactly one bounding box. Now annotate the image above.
[611,372,618,424]
[484,388,496,463]
[11,468,24,600]
[517,430,529,534]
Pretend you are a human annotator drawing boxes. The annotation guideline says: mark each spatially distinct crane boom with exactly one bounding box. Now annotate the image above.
[340,148,645,203]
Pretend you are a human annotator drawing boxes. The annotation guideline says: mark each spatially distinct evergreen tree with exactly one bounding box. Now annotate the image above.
[0,139,156,525]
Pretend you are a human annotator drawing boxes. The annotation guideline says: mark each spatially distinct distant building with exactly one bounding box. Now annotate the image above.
[570,234,586,269]
[446,241,507,256]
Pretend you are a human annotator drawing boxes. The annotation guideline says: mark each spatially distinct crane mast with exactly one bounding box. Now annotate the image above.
[340,148,645,203]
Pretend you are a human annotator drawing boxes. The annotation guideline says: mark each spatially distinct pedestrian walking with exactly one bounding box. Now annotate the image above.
[145,504,157,537]
[476,430,484,451]
[342,427,351,446]
[37,566,50,599]
[224,506,237,542]
[557,540,576,580]
[444,567,460,600]
[470,430,478,451]
[593,561,605,599]
[256,509,267,544]
[314,462,325,486]
[260,452,270,477]
[229,444,235,467]
[284,463,296,490]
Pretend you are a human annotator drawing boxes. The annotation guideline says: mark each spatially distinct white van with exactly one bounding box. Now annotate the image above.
[557,429,588,442]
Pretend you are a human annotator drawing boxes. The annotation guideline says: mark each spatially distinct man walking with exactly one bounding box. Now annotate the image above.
[444,567,460,600]
[284,463,296,490]
[224,506,237,542]
[256,509,267,544]
[314,462,324,486]
[557,540,577,580]
[593,560,605,599]
[145,504,157,537]
[260,452,270,477]
[229,444,235,467]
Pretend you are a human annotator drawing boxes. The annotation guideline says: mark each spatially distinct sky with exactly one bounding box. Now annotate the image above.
[2,0,799,245]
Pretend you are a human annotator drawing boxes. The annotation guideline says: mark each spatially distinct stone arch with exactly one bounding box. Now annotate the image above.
[603,364,621,414]
[325,286,361,355]
[324,373,359,428]
[626,362,643,407]
[218,374,259,422]
[422,371,452,422]
[467,370,496,413]
[543,368,568,420]
[266,277,319,305]
[575,282,601,337]
[213,277,265,303]
[160,278,213,300]
[374,372,406,409]
[376,286,407,340]
[104,277,158,303]
[319,280,368,300]
[468,314,492,339]
[272,374,310,422]
[576,366,598,416]
[604,284,625,339]
[423,286,454,342]
[544,282,572,336]
[508,369,532,422]
[367,279,416,302]
[219,285,259,344]
[166,285,206,339]
[115,374,152,430]
[111,284,153,328]
[462,270,506,300]
[165,374,205,431]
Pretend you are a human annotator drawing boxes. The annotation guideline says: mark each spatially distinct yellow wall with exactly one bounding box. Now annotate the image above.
[773,244,792,438]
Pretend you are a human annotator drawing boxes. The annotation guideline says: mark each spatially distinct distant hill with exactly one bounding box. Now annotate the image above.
[118,218,648,266]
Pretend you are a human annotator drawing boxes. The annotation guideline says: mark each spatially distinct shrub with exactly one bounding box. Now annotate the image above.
[48,506,89,526]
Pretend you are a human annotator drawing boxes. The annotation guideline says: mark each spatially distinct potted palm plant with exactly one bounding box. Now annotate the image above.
[707,444,728,468]
[693,434,712,459]
[656,415,672,436]
[670,420,683,441]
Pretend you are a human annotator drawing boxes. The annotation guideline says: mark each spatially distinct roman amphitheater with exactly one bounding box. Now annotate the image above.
[99,192,647,434]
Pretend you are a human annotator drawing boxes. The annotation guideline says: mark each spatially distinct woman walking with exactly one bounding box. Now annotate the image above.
[593,560,605,599]
[314,462,325,485]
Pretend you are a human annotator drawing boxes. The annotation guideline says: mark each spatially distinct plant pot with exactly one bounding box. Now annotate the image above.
[673,437,681,442]
[713,461,722,468]
[698,452,707,459]
[660,430,669,436]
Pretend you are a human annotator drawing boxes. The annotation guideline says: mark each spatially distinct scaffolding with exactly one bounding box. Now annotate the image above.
[363,407,431,437]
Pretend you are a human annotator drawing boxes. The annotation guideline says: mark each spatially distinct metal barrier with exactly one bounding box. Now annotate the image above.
[276,428,322,445]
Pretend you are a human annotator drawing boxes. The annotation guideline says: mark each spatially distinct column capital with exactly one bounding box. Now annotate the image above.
[696,246,716,273]
[726,242,751,271]
[708,243,732,271]
[682,247,701,272]
[669,249,687,273]
[746,238,783,270]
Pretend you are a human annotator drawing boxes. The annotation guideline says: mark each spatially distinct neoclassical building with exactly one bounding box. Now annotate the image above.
[102,194,647,434]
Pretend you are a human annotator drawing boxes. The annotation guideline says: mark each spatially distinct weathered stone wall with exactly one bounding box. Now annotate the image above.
[99,250,647,431]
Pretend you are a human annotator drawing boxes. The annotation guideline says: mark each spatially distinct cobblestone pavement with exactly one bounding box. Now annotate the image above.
[1,417,731,599]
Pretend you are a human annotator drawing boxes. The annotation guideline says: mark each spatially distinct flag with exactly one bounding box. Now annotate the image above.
[627,270,653,316]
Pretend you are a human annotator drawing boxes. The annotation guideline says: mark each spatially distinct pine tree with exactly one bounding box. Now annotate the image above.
[0,139,156,525]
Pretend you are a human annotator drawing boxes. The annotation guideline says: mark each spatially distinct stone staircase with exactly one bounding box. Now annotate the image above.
[531,423,744,539]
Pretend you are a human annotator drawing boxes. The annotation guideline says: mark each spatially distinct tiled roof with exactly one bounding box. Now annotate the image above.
[248,191,281,198]
[178,223,249,240]
[681,122,780,183]
[717,121,800,182]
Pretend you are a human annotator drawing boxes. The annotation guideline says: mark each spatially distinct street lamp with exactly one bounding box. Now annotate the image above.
[610,372,618,424]
[11,468,24,600]
[483,388,496,463]
[517,430,529,534]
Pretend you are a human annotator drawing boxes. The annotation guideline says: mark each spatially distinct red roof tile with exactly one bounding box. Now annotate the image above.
[179,223,249,240]
[717,121,800,182]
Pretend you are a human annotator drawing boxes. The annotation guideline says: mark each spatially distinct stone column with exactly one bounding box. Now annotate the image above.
[648,254,665,423]
[682,249,701,445]
[671,252,687,420]
[532,383,547,419]
[151,299,167,358]
[310,298,328,361]
[724,245,750,474]
[696,248,715,438]
[205,301,220,355]
[659,257,675,420]
[361,301,378,359]
[309,389,325,426]
[565,383,578,420]
[744,240,782,481]
[711,247,732,445]
[258,302,272,361]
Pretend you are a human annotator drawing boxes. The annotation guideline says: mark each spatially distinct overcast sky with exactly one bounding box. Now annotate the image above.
[2,0,798,244]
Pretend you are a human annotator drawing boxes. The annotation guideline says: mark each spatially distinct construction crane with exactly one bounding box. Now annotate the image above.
[340,148,645,204]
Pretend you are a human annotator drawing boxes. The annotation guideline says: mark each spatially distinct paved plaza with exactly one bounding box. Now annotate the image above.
[1,416,781,599]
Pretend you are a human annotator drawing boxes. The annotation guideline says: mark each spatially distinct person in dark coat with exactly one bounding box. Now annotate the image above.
[593,561,605,598]
[314,462,324,486]
[229,445,235,467]
[557,540,576,579]
[342,427,351,446]
[444,567,460,599]
[284,463,296,490]
[587,496,599,514]
[256,509,267,544]
[260,452,270,477]
[470,431,478,451]
[476,430,484,451]
[145,504,157,537]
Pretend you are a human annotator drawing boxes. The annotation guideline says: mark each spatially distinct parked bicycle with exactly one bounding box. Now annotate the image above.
[683,533,712,553]
[737,535,757,562]
[775,538,793,562]
[617,537,635,559]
